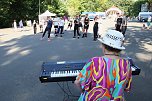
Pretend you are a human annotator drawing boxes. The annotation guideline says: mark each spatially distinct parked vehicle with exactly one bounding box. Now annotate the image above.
[138,12,152,22]
[81,12,106,21]
[88,15,95,21]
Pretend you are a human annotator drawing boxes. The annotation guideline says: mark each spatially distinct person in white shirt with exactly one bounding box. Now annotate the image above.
[58,17,65,37]
[19,20,23,31]
[39,20,44,33]
[13,20,17,31]
[53,16,59,36]
[33,20,37,34]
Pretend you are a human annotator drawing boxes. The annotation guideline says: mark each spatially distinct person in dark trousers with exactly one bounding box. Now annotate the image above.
[82,14,89,38]
[58,17,65,37]
[53,16,59,37]
[41,17,53,41]
[93,15,99,41]
[66,20,72,30]
[73,15,80,39]
[121,14,128,36]
[33,20,37,34]
[116,15,122,32]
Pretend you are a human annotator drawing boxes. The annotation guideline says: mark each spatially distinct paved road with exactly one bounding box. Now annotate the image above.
[0,21,152,101]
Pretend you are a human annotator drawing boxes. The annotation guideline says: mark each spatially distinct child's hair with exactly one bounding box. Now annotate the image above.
[102,43,121,53]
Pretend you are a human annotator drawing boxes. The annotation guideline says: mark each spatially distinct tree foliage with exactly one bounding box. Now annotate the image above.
[0,0,67,28]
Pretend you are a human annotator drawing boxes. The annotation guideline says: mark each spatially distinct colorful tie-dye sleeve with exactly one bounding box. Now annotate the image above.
[76,59,93,89]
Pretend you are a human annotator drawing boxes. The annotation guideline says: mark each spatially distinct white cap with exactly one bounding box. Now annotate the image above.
[100,30,125,50]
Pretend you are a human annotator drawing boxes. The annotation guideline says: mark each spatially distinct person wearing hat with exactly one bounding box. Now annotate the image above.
[75,30,132,101]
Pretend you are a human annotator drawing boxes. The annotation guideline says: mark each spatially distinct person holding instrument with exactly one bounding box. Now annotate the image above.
[75,30,132,101]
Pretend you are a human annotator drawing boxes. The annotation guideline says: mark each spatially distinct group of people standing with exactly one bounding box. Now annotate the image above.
[39,14,91,41]
[13,19,38,33]
[14,13,128,42]
[13,20,24,31]
[40,14,100,41]
[40,16,65,41]
[12,13,128,44]
[52,16,65,37]
[73,14,90,39]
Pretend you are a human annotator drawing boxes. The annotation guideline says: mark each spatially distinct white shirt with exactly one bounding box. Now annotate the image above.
[148,16,151,22]
[59,19,65,26]
[13,21,17,28]
[19,20,23,27]
[53,18,60,26]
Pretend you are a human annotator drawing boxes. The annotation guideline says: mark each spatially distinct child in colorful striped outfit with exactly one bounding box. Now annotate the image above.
[75,30,132,101]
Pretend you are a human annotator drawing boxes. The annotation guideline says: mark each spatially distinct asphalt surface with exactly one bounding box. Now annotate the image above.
[0,20,152,101]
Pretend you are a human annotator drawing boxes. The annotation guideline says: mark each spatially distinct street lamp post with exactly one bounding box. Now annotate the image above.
[39,0,41,24]
[39,0,40,15]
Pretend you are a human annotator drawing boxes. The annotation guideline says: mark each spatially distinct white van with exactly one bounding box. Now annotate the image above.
[138,12,152,22]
